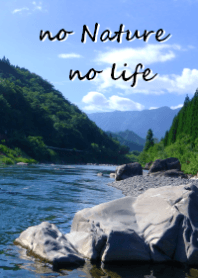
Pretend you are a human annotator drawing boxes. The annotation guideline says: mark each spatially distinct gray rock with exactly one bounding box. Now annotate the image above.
[69,196,150,262]
[14,222,85,267]
[109,173,116,178]
[69,183,198,265]
[149,157,181,173]
[149,169,188,178]
[97,172,103,176]
[15,183,198,266]
[115,162,142,181]
[16,162,28,166]
[133,183,198,264]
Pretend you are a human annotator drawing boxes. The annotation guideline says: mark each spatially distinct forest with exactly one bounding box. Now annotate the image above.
[139,91,198,175]
[0,56,137,165]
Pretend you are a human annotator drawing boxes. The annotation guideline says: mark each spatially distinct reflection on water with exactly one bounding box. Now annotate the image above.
[13,249,194,278]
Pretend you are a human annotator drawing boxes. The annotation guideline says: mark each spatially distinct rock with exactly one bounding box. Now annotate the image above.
[149,169,188,178]
[149,157,181,173]
[115,162,142,181]
[16,162,28,166]
[14,222,85,268]
[144,161,153,170]
[97,172,103,176]
[190,176,198,180]
[68,183,198,265]
[109,173,116,178]
[69,196,150,262]
[16,184,198,266]
[133,184,198,264]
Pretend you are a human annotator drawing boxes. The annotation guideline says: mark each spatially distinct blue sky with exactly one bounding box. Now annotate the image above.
[1,0,198,113]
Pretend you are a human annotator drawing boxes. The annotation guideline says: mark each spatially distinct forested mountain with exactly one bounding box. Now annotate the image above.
[163,92,198,146]
[0,57,130,164]
[138,90,198,175]
[106,130,145,152]
[88,107,181,140]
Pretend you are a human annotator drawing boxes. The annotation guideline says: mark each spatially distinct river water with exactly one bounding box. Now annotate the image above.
[0,164,196,278]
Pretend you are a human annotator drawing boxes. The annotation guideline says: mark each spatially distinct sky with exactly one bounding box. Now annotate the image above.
[1,0,198,113]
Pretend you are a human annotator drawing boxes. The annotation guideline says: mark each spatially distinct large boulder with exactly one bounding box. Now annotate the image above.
[15,184,198,266]
[115,162,142,181]
[149,169,188,178]
[68,183,198,265]
[149,157,181,173]
[14,222,85,268]
[68,196,150,262]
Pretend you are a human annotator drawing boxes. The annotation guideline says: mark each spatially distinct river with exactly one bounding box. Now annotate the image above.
[0,164,195,277]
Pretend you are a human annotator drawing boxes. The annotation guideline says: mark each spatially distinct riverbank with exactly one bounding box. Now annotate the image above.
[108,172,198,197]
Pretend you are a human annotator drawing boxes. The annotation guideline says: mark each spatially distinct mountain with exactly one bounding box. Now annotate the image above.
[87,107,181,140]
[106,130,145,152]
[0,57,130,164]
[164,93,198,146]
[138,92,198,175]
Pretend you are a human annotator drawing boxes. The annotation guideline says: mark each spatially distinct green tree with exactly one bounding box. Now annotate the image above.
[194,88,198,98]
[163,130,169,146]
[184,94,190,107]
[144,129,154,151]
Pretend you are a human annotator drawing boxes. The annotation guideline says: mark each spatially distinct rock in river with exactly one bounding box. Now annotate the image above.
[14,222,85,267]
[15,183,198,267]
[115,162,142,181]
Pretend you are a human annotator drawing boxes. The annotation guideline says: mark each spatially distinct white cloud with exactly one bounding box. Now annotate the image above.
[12,2,44,14]
[94,66,198,96]
[34,6,42,10]
[170,104,183,109]
[82,91,144,112]
[159,68,198,94]
[12,7,29,14]
[93,44,198,96]
[58,53,82,59]
[149,107,159,110]
[95,44,180,67]
[93,44,197,94]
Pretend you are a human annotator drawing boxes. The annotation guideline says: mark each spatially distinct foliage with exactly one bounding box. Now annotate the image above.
[0,143,36,165]
[0,57,132,164]
[144,129,154,151]
[138,134,198,175]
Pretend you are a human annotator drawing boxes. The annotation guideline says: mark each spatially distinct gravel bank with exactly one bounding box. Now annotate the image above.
[108,172,198,197]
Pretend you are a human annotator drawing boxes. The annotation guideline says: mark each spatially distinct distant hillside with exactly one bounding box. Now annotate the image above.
[88,107,181,140]
[106,130,145,151]
[0,57,131,164]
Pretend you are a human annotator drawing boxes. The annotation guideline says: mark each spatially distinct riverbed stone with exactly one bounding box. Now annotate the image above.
[15,183,198,266]
[149,157,181,173]
[14,222,85,267]
[149,169,188,178]
[16,162,28,166]
[115,162,142,181]
[69,183,198,264]
[109,173,116,178]
[69,196,150,262]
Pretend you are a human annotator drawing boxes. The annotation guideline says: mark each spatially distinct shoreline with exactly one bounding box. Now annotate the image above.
[107,173,198,198]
